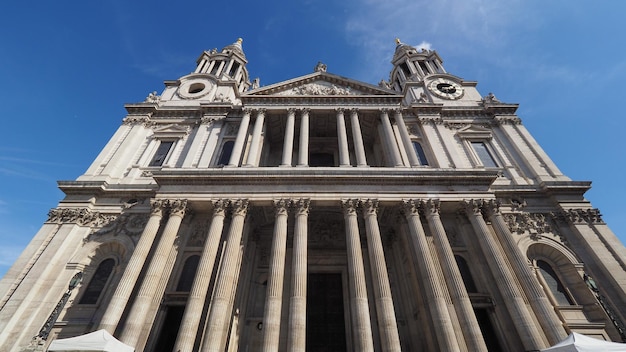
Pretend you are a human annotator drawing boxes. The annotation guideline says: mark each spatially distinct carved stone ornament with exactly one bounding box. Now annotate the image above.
[122,116,151,126]
[502,212,553,238]
[47,208,117,227]
[168,199,188,217]
[341,199,359,215]
[561,208,605,224]
[144,91,161,103]
[314,61,327,72]
[187,219,209,247]
[309,212,344,249]
[361,199,379,216]
[87,212,150,241]
[273,199,290,216]
[200,115,226,125]
[278,82,356,96]
[294,198,311,216]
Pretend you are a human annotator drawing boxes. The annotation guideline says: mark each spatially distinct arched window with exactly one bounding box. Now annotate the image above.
[217,140,234,166]
[79,258,115,304]
[176,255,200,292]
[537,260,574,306]
[455,255,478,293]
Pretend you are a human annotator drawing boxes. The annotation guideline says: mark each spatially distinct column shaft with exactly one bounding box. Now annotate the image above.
[380,110,403,166]
[120,200,188,346]
[261,200,290,352]
[336,108,350,166]
[361,200,401,352]
[401,200,460,352]
[245,109,266,166]
[342,200,374,352]
[298,109,309,166]
[281,109,296,166]
[422,200,488,352]
[350,109,368,166]
[487,201,567,344]
[202,199,249,352]
[463,200,546,351]
[287,199,309,352]
[394,110,420,166]
[173,200,227,352]
[228,110,251,166]
[99,200,166,334]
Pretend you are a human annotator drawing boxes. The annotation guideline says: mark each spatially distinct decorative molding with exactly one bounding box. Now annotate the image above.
[122,116,152,126]
[361,199,379,216]
[294,198,310,216]
[502,212,553,238]
[560,208,605,225]
[46,208,117,227]
[278,82,355,96]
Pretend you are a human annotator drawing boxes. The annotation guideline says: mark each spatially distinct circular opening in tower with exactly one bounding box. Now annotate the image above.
[188,82,206,94]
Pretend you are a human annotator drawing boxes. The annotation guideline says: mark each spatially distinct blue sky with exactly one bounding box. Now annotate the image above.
[1,1,625,277]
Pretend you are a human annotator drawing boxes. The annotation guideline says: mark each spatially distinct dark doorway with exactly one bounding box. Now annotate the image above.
[306,273,347,351]
[153,306,185,352]
[474,308,503,352]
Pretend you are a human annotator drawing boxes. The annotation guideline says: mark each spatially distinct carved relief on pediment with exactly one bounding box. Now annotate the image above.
[275,81,362,96]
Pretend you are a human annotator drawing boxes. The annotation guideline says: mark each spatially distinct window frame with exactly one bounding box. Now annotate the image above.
[148,140,176,167]
[78,258,116,305]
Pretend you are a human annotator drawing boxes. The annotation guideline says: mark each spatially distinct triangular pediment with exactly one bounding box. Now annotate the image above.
[244,71,398,97]
[455,124,493,139]
[151,124,191,138]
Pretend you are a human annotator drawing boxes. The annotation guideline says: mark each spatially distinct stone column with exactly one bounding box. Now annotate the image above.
[401,200,460,352]
[462,200,546,351]
[202,199,249,352]
[421,199,488,352]
[120,199,188,346]
[336,108,350,166]
[287,199,310,352]
[297,108,310,167]
[394,109,420,166]
[380,109,403,166]
[261,199,290,352]
[350,109,368,167]
[342,199,374,352]
[99,199,166,334]
[361,200,401,352]
[281,108,296,167]
[228,109,252,166]
[485,200,567,344]
[244,109,266,167]
[173,200,228,352]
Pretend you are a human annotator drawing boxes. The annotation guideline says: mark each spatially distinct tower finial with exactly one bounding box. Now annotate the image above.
[395,38,401,45]
[237,38,243,44]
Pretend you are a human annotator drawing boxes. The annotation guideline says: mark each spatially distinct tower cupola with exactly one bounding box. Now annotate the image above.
[194,38,251,92]
[389,39,445,91]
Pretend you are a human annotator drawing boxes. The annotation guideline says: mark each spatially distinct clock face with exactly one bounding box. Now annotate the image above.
[428,78,464,100]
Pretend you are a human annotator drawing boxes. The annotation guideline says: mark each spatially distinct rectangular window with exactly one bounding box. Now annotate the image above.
[149,141,174,167]
[412,142,429,166]
[471,141,498,167]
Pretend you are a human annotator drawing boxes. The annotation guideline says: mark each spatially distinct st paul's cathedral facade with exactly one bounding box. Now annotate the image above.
[1,39,625,351]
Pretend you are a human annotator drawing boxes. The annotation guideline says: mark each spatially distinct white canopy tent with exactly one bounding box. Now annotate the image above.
[47,329,134,352]
[541,332,626,352]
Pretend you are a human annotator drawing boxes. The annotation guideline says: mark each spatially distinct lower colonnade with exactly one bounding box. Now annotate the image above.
[98,197,563,351]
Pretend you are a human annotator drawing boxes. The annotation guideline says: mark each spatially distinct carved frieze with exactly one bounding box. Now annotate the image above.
[276,82,357,96]
[502,212,553,237]
[559,208,605,225]
[47,208,117,227]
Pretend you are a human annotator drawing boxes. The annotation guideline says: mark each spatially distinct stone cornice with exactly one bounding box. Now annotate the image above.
[57,180,158,197]
[150,168,499,188]
[241,95,401,106]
